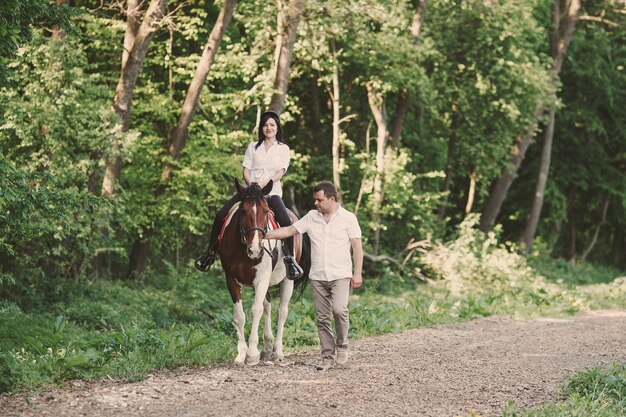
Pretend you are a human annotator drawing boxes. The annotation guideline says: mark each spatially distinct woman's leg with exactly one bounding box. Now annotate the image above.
[195,193,240,272]
[267,195,303,280]
[267,196,294,255]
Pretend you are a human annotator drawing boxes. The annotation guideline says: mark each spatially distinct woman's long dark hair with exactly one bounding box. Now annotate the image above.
[255,111,284,150]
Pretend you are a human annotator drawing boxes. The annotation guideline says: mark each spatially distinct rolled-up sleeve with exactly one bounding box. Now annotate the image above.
[293,212,311,234]
[347,213,362,239]
[278,144,290,173]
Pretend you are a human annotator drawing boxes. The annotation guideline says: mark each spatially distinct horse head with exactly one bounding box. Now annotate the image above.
[235,178,273,259]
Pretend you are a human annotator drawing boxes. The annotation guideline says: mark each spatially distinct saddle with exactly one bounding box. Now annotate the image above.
[218,202,280,243]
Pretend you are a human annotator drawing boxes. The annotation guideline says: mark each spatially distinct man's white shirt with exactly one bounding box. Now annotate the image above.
[293,206,361,281]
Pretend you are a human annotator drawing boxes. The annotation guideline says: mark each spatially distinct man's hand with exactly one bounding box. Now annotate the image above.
[351,273,363,289]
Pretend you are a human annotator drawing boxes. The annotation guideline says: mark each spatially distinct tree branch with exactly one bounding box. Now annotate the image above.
[579,15,623,27]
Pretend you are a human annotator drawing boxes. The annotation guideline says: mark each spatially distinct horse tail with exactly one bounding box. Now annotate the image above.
[292,232,311,301]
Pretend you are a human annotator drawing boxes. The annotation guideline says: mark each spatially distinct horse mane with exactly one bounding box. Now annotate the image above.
[240,183,266,202]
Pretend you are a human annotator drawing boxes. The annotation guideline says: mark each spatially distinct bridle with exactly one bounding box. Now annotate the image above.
[237,202,274,257]
[239,211,268,246]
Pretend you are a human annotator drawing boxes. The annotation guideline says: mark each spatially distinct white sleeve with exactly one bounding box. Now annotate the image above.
[242,143,254,169]
[347,213,362,239]
[278,144,290,173]
[293,211,312,234]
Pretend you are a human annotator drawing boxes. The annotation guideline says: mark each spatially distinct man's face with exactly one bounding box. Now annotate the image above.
[314,190,334,213]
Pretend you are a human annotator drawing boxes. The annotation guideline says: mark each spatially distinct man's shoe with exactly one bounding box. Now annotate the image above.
[336,350,348,365]
[283,256,304,280]
[316,357,335,371]
[195,249,217,272]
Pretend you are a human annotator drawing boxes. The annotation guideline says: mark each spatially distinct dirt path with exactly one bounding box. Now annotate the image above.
[2,310,625,417]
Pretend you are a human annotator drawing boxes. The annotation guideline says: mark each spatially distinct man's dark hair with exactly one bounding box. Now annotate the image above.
[314,181,337,200]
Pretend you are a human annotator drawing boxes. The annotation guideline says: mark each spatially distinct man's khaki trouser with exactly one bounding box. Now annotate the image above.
[310,278,351,359]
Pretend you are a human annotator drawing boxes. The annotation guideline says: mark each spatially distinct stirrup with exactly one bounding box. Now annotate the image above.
[283,256,303,280]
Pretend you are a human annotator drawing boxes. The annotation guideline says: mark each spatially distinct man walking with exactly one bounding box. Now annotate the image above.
[266,181,363,370]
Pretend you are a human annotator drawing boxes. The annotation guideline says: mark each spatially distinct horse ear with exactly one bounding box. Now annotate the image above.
[234,177,245,193]
[261,180,273,195]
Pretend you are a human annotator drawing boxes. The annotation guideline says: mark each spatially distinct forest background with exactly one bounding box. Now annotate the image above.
[1,0,626,411]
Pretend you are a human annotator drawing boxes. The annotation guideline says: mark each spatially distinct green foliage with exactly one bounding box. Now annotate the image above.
[0,305,100,391]
[424,0,552,189]
[0,0,77,83]
[0,156,103,288]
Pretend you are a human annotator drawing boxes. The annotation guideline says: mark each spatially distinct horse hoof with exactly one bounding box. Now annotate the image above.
[234,360,245,367]
[260,351,273,362]
[272,353,284,363]
[245,354,260,366]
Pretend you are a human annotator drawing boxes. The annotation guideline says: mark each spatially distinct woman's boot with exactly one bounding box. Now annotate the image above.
[282,242,303,280]
[195,243,218,272]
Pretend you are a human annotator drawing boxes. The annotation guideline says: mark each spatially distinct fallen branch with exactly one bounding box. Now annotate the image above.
[363,252,401,266]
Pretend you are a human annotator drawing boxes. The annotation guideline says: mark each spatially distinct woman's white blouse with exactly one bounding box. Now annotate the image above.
[242,141,290,197]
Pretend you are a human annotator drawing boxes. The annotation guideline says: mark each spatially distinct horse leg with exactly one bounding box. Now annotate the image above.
[273,279,294,362]
[232,300,247,366]
[245,280,270,366]
[260,296,274,362]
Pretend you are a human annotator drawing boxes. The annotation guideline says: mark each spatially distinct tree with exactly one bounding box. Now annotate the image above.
[127,0,238,276]
[101,0,168,200]
[0,0,75,83]
[520,0,581,254]
[268,0,304,113]
[480,0,580,233]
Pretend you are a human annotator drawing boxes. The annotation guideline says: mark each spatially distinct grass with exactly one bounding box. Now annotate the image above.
[502,362,626,416]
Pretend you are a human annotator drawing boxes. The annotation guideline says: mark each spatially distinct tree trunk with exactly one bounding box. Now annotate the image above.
[366,82,387,256]
[465,168,476,214]
[479,0,580,233]
[478,109,541,232]
[51,0,70,39]
[566,186,577,262]
[354,121,373,217]
[581,195,610,261]
[387,0,427,151]
[122,0,142,71]
[411,0,428,39]
[101,0,167,199]
[330,40,342,202]
[519,0,581,252]
[127,232,152,279]
[388,89,409,151]
[437,102,459,221]
[612,227,625,268]
[128,0,236,277]
[268,0,303,113]
[309,77,321,133]
[161,0,236,183]
[520,106,556,254]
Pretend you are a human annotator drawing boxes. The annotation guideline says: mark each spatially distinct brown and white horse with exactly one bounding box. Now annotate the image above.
[219,179,309,366]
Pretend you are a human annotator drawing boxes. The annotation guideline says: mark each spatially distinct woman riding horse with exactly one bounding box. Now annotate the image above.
[195,111,303,280]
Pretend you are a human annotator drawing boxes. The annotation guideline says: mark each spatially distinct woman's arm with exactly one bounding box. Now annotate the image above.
[243,167,252,185]
[267,168,285,185]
